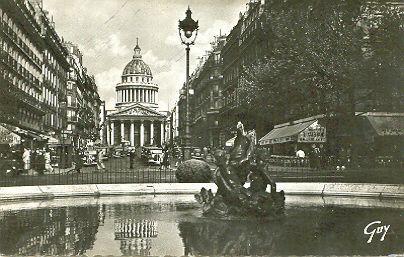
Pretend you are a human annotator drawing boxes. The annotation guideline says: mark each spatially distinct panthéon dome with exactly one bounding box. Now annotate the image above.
[122,42,152,77]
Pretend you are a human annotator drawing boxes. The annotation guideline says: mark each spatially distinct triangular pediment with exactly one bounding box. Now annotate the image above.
[108,103,164,118]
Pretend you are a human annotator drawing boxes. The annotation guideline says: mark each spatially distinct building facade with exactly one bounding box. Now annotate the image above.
[188,35,226,148]
[219,0,269,145]
[105,42,166,147]
[33,4,70,141]
[0,0,45,136]
[1,0,101,153]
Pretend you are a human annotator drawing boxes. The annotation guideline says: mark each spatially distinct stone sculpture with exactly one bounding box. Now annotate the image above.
[195,121,285,217]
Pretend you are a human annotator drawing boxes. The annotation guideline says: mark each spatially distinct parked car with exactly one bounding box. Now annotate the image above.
[140,146,162,165]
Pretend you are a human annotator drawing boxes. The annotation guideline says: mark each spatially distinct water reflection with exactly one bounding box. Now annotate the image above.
[0,196,402,256]
[178,206,404,256]
[115,219,157,256]
[0,205,104,256]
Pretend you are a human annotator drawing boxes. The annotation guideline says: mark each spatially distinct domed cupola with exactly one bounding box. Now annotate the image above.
[122,40,152,77]
[116,38,159,110]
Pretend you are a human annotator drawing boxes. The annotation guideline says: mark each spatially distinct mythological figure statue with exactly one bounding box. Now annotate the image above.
[195,121,285,218]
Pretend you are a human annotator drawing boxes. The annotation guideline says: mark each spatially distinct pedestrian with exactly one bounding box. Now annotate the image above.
[96,149,106,171]
[310,144,320,170]
[129,150,135,169]
[296,148,305,167]
[22,147,31,173]
[74,148,83,173]
[44,147,53,173]
[160,149,170,170]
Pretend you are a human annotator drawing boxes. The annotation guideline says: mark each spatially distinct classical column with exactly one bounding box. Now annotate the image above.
[106,120,111,145]
[150,121,154,145]
[147,89,151,103]
[140,120,144,146]
[160,122,164,146]
[144,89,147,103]
[111,121,115,145]
[130,121,135,146]
[120,121,125,143]
[149,89,152,102]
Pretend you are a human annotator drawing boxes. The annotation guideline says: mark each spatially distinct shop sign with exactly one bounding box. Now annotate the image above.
[0,125,21,145]
[298,121,326,143]
[269,136,296,144]
[379,128,403,136]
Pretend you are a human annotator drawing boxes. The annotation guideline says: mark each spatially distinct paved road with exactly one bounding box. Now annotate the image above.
[77,156,153,173]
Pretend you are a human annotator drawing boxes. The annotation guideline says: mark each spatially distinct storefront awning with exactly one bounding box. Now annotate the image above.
[259,115,326,145]
[1,124,43,141]
[0,124,21,145]
[41,135,60,145]
[362,113,404,136]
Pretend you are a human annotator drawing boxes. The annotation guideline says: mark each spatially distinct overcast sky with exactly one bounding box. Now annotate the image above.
[43,0,247,110]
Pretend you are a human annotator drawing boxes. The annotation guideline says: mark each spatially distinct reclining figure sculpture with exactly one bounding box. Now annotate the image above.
[195,122,285,217]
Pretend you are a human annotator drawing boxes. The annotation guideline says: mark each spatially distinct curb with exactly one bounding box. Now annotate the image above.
[0,182,403,202]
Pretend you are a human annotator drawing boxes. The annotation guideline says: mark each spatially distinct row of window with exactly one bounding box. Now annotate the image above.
[43,64,62,90]
[2,67,42,103]
[19,108,41,127]
[117,88,157,103]
[1,8,42,64]
[43,86,57,107]
[2,39,42,81]
[44,49,64,73]
[122,76,152,83]
[224,66,239,85]
[44,113,59,129]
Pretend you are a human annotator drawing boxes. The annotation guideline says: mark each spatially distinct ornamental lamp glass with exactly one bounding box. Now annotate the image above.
[178,7,199,44]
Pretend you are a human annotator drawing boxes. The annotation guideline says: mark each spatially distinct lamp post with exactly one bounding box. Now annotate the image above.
[178,7,198,161]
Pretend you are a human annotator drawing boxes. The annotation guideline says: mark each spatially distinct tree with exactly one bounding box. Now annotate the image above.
[238,0,403,153]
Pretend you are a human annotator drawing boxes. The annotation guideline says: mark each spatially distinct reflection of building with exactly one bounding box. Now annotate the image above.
[0,206,103,256]
[114,219,158,256]
[104,40,166,147]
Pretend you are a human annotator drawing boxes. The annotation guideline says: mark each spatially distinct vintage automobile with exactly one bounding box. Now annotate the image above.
[140,146,162,165]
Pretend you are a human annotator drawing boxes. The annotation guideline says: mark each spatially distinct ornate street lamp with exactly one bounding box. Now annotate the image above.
[178,7,198,161]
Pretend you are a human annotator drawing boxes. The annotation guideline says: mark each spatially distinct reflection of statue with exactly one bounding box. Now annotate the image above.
[178,219,283,256]
[195,121,284,217]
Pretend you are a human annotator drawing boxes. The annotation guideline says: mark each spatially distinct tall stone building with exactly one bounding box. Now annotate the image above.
[0,0,101,152]
[188,35,226,148]
[0,0,45,136]
[105,41,166,147]
[33,5,70,140]
[219,0,268,144]
[64,41,101,148]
